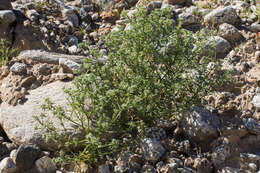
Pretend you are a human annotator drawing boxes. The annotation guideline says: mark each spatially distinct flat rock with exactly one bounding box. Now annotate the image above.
[17,50,107,65]
[0,81,74,151]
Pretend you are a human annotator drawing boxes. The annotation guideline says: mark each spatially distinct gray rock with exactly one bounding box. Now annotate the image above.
[244,118,260,134]
[218,23,243,46]
[231,1,249,12]
[59,58,80,73]
[0,157,16,173]
[67,36,79,47]
[10,63,27,74]
[147,127,166,141]
[34,156,57,173]
[26,10,40,22]
[0,0,12,10]
[181,107,220,148]
[38,64,52,75]
[15,144,41,171]
[96,0,115,10]
[79,8,92,24]
[204,6,239,26]
[203,36,231,59]
[178,12,199,26]
[17,50,86,64]
[0,10,16,24]
[62,8,79,27]
[142,138,166,162]
[212,140,231,169]
[0,81,75,150]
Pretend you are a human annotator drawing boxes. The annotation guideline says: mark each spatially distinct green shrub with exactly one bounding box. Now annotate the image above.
[0,39,18,66]
[34,7,231,166]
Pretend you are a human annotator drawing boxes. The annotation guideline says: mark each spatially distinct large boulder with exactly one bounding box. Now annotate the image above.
[0,81,74,150]
[0,0,12,10]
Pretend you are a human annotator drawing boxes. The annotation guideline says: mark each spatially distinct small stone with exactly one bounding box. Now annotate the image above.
[178,12,199,26]
[34,156,57,173]
[10,63,27,74]
[21,76,36,88]
[0,157,16,173]
[51,73,73,80]
[59,58,80,73]
[68,45,78,54]
[15,143,41,171]
[38,64,52,75]
[62,8,79,27]
[142,138,166,162]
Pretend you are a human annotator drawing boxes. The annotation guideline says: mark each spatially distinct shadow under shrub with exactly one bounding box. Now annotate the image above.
[34,7,231,166]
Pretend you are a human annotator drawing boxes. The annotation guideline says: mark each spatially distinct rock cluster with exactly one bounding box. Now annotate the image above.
[1,0,260,172]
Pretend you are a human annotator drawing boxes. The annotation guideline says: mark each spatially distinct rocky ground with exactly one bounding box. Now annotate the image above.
[1,0,260,172]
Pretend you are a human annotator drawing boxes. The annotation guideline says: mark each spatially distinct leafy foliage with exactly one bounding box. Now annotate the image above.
[0,39,18,66]
[34,7,231,166]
